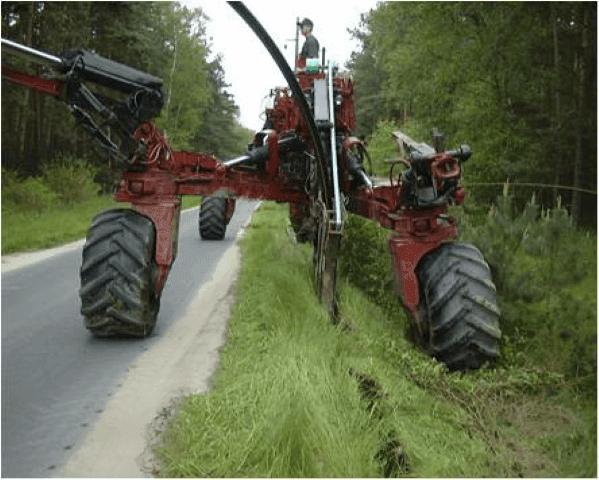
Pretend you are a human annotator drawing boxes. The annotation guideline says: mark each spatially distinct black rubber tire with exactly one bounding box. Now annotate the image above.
[79,209,160,337]
[417,242,501,371]
[199,197,227,240]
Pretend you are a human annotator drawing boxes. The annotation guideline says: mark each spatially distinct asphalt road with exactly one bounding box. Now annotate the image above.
[1,200,258,477]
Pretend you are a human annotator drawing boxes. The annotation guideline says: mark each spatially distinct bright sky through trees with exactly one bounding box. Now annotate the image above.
[186,0,378,131]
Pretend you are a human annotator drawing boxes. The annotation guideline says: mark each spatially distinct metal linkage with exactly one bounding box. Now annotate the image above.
[1,38,63,67]
[226,1,331,208]
[327,61,342,231]
[1,5,477,339]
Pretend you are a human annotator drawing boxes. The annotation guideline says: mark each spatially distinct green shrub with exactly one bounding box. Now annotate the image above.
[523,198,589,284]
[2,174,58,212]
[461,188,591,300]
[42,157,98,204]
[452,188,596,389]
[366,120,399,176]
[339,214,400,315]
[1,168,19,189]
[340,184,596,395]
[459,187,541,297]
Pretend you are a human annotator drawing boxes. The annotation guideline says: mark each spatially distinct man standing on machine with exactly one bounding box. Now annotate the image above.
[297,18,319,67]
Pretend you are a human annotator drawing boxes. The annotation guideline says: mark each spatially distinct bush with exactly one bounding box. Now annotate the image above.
[1,168,19,189]
[340,185,596,394]
[2,173,58,212]
[2,158,99,212]
[339,214,402,315]
[366,120,400,176]
[457,187,596,389]
[42,157,98,204]
[460,188,590,299]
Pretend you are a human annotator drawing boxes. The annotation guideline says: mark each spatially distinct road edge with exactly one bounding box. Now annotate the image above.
[1,206,200,274]
[59,203,258,477]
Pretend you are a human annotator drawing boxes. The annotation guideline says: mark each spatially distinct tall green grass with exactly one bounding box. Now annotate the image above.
[1,191,201,255]
[157,202,596,477]
[2,195,121,254]
[157,203,489,476]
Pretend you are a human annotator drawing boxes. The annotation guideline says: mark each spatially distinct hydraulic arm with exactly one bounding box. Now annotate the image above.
[1,1,500,371]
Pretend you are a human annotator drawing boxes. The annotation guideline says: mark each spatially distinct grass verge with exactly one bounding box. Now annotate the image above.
[1,195,201,255]
[156,202,596,477]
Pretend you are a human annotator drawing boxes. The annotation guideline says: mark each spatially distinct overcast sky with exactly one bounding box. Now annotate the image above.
[181,0,379,131]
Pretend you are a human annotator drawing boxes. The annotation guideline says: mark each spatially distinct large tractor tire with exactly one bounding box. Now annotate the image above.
[79,209,160,337]
[416,242,501,371]
[198,197,227,240]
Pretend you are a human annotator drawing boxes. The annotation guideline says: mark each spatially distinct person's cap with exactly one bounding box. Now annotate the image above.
[300,18,314,28]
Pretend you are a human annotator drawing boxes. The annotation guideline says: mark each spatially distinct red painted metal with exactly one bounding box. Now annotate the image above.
[266,73,355,137]
[135,199,180,293]
[114,171,180,292]
[2,62,466,321]
[348,185,458,313]
[266,88,305,134]
[265,131,280,178]
[388,209,457,315]
[116,105,462,315]
[1,65,63,96]
[431,154,461,182]
[454,186,466,205]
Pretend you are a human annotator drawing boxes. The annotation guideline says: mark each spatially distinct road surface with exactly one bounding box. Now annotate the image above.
[1,201,258,477]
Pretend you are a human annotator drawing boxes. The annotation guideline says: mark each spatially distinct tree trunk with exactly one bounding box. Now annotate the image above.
[35,78,42,164]
[572,5,589,224]
[551,4,561,204]
[165,27,178,118]
[18,2,35,168]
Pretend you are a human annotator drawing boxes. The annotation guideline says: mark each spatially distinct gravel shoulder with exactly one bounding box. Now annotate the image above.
[60,225,244,477]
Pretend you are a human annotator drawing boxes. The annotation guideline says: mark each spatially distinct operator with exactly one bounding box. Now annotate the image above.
[297,17,319,68]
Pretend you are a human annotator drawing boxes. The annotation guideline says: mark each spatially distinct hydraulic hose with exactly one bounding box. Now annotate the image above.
[226,1,331,207]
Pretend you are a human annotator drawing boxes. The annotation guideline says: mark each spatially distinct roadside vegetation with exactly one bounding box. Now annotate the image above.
[2,2,253,175]
[351,2,596,225]
[1,161,201,254]
[157,201,596,477]
[2,2,251,255]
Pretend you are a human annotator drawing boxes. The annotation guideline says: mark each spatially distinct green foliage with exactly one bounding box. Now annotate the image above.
[341,196,596,474]
[2,158,98,212]
[2,171,58,211]
[158,203,596,477]
[455,190,596,396]
[2,2,250,178]
[158,203,491,477]
[364,120,398,176]
[350,2,597,224]
[461,187,592,298]
[156,6,211,150]
[1,193,200,255]
[1,195,120,253]
[339,213,399,314]
[42,158,98,204]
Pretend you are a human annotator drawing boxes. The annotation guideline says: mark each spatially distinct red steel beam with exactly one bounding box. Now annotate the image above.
[1,65,63,97]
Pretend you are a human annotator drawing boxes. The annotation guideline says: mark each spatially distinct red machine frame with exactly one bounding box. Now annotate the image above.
[2,61,465,319]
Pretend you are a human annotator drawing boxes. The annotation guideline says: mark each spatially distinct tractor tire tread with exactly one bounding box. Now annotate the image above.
[199,197,227,240]
[418,242,501,370]
[79,209,159,337]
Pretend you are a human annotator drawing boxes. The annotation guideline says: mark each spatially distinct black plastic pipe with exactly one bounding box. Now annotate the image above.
[227,1,331,206]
